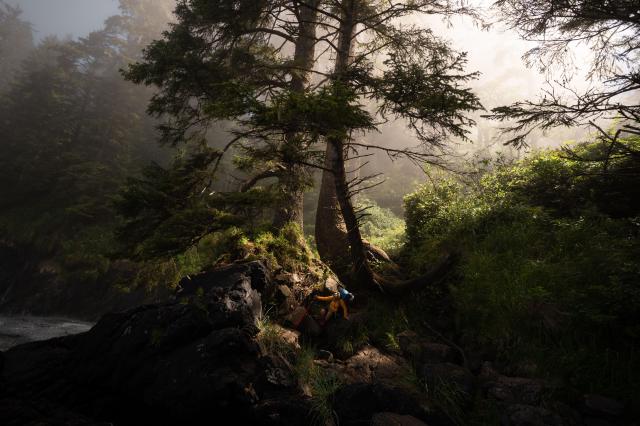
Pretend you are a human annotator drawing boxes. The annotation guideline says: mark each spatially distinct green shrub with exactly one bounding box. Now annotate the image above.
[403,179,463,246]
[402,138,640,402]
[356,197,406,255]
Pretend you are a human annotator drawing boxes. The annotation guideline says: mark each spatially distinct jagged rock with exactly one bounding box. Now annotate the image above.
[275,272,301,285]
[277,326,301,350]
[397,331,456,364]
[325,276,340,293]
[286,306,308,327]
[261,355,297,388]
[0,261,308,426]
[371,412,429,426]
[333,382,428,426]
[332,345,409,385]
[177,260,272,298]
[422,362,474,397]
[480,362,545,406]
[276,285,298,317]
[284,305,322,336]
[583,394,624,418]
[501,404,564,426]
[419,343,455,364]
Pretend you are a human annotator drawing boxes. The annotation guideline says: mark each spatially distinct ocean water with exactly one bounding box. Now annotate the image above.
[0,315,93,351]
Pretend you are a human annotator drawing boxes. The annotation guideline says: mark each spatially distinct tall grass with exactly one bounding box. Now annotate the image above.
[294,344,341,426]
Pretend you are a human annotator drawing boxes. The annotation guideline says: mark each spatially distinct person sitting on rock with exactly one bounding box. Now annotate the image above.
[314,287,354,323]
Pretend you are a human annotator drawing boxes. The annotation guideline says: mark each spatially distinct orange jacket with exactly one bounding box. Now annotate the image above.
[314,294,348,318]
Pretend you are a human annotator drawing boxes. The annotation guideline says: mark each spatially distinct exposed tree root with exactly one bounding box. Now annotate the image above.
[373,252,458,296]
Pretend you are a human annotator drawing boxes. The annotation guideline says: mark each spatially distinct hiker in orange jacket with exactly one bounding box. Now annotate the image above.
[314,287,354,322]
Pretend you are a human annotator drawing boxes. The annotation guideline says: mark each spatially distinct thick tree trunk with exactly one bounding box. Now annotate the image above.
[313,0,380,287]
[330,138,376,285]
[315,140,351,273]
[274,0,320,230]
[273,164,305,229]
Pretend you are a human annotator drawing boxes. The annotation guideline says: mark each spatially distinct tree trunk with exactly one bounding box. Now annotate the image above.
[315,140,351,273]
[273,163,305,229]
[313,0,380,287]
[330,138,376,285]
[274,0,320,230]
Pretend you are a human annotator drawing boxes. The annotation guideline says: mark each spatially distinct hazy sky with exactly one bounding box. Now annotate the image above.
[10,0,538,86]
[7,0,119,41]
[10,0,545,100]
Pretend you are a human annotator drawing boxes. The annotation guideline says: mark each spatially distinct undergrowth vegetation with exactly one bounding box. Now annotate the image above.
[256,313,343,425]
[356,197,406,256]
[177,222,323,280]
[402,137,640,403]
[294,344,341,426]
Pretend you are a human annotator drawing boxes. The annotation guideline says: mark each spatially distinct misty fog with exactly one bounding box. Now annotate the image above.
[1,0,611,224]
[7,0,595,154]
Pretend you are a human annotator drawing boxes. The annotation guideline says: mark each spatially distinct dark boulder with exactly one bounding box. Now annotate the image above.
[501,404,564,426]
[397,331,457,365]
[371,412,429,426]
[333,382,428,426]
[327,345,410,386]
[479,362,546,406]
[0,261,309,426]
[177,260,272,298]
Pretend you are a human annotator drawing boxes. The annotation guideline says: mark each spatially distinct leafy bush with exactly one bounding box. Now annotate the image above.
[356,197,406,255]
[403,138,640,402]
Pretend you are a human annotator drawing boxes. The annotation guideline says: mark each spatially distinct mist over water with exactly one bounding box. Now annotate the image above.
[0,316,93,351]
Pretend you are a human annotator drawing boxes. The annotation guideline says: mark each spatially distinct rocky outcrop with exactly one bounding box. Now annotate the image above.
[479,362,546,406]
[315,345,411,386]
[0,261,311,426]
[2,258,633,426]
